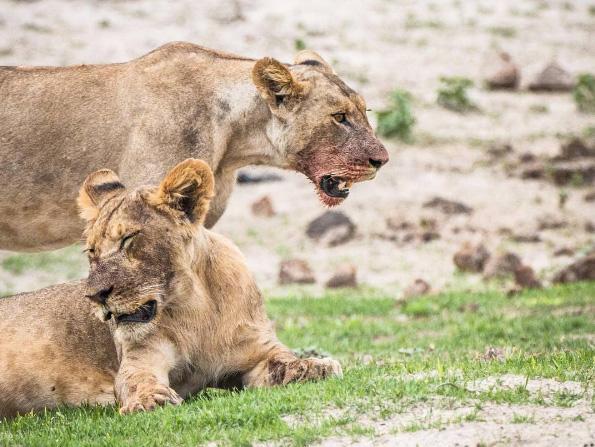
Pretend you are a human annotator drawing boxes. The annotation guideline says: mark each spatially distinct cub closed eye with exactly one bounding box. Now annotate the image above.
[120,231,140,250]
[332,112,347,124]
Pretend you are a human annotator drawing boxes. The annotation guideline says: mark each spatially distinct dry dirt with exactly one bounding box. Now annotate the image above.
[0,2,593,443]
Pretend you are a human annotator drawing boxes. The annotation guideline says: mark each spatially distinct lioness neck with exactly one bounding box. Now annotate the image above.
[139,43,286,174]
[208,66,284,173]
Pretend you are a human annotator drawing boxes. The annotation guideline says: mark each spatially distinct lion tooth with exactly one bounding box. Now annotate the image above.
[338,180,347,190]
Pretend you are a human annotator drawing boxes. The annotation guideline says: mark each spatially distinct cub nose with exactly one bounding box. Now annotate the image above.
[85,285,114,304]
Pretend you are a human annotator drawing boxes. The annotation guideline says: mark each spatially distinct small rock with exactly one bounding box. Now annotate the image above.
[279,259,316,285]
[549,159,595,186]
[423,197,473,215]
[511,232,541,243]
[483,252,522,279]
[386,215,414,232]
[538,214,567,231]
[251,195,275,217]
[403,278,431,299]
[497,227,513,236]
[420,231,440,243]
[528,61,574,92]
[554,247,575,257]
[553,254,595,283]
[402,232,417,244]
[306,211,356,247]
[554,138,595,161]
[487,142,514,158]
[453,242,490,273]
[584,190,595,202]
[485,52,520,90]
[325,264,357,288]
[514,265,542,289]
[237,171,282,184]
[483,347,505,362]
[519,161,545,179]
[586,221,595,233]
[518,152,537,164]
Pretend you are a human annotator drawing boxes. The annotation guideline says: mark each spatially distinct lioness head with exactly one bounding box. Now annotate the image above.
[252,50,389,206]
[78,159,214,340]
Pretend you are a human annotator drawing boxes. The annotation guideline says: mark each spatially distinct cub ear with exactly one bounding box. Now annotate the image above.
[252,57,304,109]
[78,169,125,222]
[149,159,214,225]
[294,50,334,75]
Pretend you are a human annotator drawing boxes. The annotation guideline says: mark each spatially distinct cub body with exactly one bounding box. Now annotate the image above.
[0,160,341,418]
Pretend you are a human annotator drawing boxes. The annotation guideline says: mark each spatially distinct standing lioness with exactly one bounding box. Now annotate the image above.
[0,42,388,251]
[0,159,341,419]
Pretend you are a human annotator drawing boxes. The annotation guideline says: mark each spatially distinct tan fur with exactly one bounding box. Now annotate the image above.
[0,42,388,251]
[0,159,341,419]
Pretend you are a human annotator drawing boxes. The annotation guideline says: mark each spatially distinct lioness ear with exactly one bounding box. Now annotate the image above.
[149,159,214,225]
[252,57,304,109]
[294,50,334,75]
[78,169,125,222]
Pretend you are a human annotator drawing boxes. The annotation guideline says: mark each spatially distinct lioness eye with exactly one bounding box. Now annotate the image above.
[332,113,347,124]
[120,232,139,250]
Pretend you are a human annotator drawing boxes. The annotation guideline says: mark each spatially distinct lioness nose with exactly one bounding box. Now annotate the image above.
[85,285,114,304]
[369,157,387,169]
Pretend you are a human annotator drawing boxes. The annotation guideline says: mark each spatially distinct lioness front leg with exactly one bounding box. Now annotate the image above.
[115,342,182,414]
[243,346,342,388]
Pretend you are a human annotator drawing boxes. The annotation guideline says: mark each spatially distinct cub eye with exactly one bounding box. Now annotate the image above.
[120,232,139,250]
[332,112,347,124]
[83,247,95,255]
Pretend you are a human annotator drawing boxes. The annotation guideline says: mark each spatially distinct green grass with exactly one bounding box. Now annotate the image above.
[1,245,85,278]
[375,89,416,142]
[488,26,517,38]
[574,73,595,114]
[1,283,594,446]
[294,38,306,51]
[437,76,477,113]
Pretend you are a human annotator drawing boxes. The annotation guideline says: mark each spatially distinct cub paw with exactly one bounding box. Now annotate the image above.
[119,383,183,415]
[273,357,343,384]
[307,357,343,379]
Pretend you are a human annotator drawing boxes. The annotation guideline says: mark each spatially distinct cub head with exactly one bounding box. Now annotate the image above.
[78,159,214,341]
[252,50,389,206]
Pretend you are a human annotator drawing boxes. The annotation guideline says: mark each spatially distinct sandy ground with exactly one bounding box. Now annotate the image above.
[2,0,594,297]
[310,375,594,447]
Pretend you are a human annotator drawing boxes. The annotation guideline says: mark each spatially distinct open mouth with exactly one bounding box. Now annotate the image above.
[113,300,158,324]
[319,175,352,199]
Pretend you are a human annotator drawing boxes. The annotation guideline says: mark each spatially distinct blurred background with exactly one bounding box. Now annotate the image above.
[0,0,593,297]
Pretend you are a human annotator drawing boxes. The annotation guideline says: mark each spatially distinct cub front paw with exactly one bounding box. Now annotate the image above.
[119,382,183,415]
[269,357,343,385]
[315,357,343,378]
[307,357,343,379]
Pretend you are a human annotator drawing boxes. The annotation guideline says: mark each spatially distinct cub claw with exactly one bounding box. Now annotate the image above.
[119,384,182,415]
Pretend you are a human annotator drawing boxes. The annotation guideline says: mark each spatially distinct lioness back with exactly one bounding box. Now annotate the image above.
[0,281,118,419]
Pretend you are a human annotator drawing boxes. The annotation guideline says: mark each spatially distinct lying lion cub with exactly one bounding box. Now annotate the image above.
[0,159,341,418]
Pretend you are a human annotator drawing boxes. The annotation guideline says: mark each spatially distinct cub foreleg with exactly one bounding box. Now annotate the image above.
[115,340,182,414]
